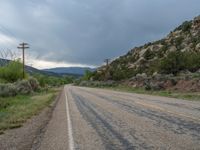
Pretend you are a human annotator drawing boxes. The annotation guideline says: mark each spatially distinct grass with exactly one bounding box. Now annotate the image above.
[88,85,200,101]
[0,88,60,133]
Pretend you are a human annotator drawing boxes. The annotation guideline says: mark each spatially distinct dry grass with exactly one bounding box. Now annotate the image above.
[0,88,60,133]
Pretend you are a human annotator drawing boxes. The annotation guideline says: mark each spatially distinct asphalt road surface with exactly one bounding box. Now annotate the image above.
[38,85,200,150]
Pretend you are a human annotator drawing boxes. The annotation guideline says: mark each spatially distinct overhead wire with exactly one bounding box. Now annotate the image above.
[0,24,21,60]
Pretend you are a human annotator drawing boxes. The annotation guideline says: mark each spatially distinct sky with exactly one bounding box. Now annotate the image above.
[0,0,200,69]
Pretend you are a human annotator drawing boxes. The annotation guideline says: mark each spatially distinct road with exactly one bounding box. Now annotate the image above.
[38,85,200,150]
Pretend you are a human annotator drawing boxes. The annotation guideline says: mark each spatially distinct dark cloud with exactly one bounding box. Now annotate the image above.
[0,0,200,67]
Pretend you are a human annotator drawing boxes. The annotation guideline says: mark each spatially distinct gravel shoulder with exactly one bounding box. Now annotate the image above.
[37,89,69,150]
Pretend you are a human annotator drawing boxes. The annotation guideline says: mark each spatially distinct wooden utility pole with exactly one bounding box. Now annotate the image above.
[104,58,111,79]
[104,58,110,69]
[17,43,29,78]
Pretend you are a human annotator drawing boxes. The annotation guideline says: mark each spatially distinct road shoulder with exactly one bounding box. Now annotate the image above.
[0,91,61,150]
[37,89,69,150]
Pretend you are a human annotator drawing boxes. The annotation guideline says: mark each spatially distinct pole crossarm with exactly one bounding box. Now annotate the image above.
[17,43,29,49]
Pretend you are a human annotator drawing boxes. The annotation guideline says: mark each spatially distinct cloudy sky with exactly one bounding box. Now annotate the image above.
[0,0,199,69]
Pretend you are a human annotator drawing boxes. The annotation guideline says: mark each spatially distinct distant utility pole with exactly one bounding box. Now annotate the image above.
[17,42,29,78]
[104,58,111,79]
[104,58,110,69]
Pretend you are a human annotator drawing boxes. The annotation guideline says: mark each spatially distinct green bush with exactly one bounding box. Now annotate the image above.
[182,21,192,32]
[109,66,135,81]
[0,78,7,84]
[159,51,184,74]
[174,36,184,48]
[82,70,94,81]
[28,77,40,91]
[159,51,200,74]
[175,21,192,32]
[93,71,106,81]
[0,78,41,97]
[0,60,24,82]
[0,84,17,97]
[143,49,155,60]
[14,80,33,95]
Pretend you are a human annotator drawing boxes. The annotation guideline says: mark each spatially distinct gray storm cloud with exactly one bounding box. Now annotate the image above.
[0,0,200,67]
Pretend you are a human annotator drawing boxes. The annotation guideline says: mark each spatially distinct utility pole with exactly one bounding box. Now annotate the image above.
[104,58,111,79]
[104,58,110,69]
[17,43,29,78]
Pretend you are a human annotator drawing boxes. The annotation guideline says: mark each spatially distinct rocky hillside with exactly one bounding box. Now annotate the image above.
[93,16,200,81]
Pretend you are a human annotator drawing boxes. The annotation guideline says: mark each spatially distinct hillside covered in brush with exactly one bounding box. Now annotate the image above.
[93,16,200,81]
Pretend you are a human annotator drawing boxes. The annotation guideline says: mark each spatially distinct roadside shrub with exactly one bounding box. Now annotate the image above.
[73,79,82,85]
[28,77,40,91]
[0,78,42,97]
[82,70,94,81]
[0,78,7,83]
[144,81,164,91]
[144,81,151,91]
[14,80,33,95]
[0,84,17,97]
[93,71,106,81]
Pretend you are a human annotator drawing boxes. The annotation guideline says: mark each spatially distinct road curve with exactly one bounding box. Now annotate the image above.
[38,85,200,150]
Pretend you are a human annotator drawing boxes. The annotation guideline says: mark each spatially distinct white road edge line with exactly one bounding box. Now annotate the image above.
[64,86,75,150]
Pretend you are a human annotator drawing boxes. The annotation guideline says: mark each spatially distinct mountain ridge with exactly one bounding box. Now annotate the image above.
[0,58,81,77]
[43,67,96,75]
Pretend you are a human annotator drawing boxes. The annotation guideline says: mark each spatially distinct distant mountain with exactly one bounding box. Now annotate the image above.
[25,65,59,76]
[0,58,92,77]
[43,67,96,75]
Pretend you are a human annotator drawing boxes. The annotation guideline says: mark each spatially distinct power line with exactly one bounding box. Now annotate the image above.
[0,24,19,41]
[0,30,19,48]
[0,24,21,50]
[0,24,22,61]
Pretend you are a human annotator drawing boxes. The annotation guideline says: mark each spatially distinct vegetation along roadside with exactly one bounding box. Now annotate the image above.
[0,60,73,133]
[0,88,60,134]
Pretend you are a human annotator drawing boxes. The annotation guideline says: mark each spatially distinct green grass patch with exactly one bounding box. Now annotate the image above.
[0,88,60,133]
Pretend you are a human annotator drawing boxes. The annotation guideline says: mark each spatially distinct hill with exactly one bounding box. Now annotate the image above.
[87,16,200,92]
[0,58,58,76]
[93,16,200,81]
[43,67,96,76]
